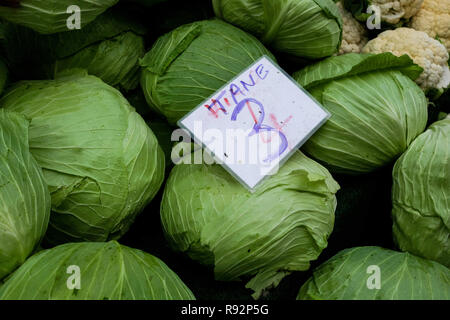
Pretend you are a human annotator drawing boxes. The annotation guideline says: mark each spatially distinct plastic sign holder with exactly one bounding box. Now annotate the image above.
[179,55,329,192]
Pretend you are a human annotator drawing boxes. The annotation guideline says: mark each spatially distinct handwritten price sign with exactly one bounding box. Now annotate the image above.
[179,56,329,191]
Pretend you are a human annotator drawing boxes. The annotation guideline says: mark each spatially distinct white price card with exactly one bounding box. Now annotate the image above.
[178,55,329,191]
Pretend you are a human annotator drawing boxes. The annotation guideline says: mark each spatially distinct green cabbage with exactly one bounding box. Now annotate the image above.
[0,72,165,244]
[0,0,118,34]
[213,0,343,59]
[392,116,450,267]
[293,53,428,174]
[0,110,51,280]
[0,241,195,300]
[0,10,146,91]
[298,246,450,300]
[140,19,275,125]
[161,151,339,299]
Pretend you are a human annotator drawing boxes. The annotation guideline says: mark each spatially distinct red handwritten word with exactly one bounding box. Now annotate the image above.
[204,104,218,118]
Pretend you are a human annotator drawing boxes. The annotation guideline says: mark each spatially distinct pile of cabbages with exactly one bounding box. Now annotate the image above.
[0,0,448,300]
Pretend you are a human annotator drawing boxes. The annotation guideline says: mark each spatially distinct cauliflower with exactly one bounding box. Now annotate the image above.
[363,28,450,90]
[371,0,424,24]
[409,0,450,52]
[337,1,368,55]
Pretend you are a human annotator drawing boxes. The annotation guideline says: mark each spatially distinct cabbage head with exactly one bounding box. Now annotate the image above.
[298,246,450,300]
[0,241,195,300]
[213,0,343,59]
[0,0,118,34]
[0,110,51,280]
[293,53,428,174]
[140,19,275,125]
[392,115,450,267]
[0,72,165,244]
[161,151,339,299]
[0,10,145,91]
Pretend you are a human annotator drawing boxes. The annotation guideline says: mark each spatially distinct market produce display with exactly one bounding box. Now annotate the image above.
[336,1,368,55]
[298,246,450,300]
[409,0,450,52]
[293,52,428,174]
[0,241,196,300]
[0,72,165,244]
[161,150,339,299]
[0,0,119,34]
[0,110,50,280]
[212,0,343,59]
[140,19,274,124]
[0,10,146,90]
[363,27,450,91]
[0,0,448,301]
[392,115,450,267]
[343,0,424,25]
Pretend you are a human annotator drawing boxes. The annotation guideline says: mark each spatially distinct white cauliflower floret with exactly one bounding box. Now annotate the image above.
[362,28,450,90]
[337,1,368,55]
[371,0,424,24]
[409,0,450,52]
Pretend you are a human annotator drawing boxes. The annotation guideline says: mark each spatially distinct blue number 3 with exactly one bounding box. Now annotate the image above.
[231,98,288,163]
